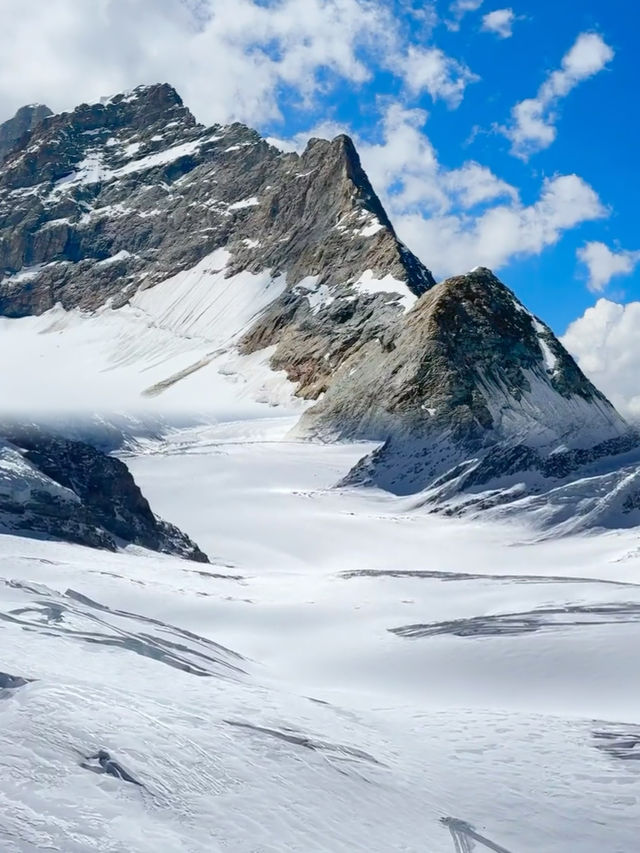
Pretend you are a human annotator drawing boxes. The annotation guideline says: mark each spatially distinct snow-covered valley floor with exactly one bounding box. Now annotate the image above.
[3,415,640,852]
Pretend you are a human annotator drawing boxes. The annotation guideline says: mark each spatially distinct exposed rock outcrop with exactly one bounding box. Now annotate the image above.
[1,84,638,533]
[0,103,53,161]
[0,426,208,560]
[0,83,433,320]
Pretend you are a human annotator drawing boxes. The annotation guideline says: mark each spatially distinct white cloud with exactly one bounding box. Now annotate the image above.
[0,0,479,126]
[446,0,483,31]
[401,46,479,108]
[391,173,607,277]
[0,0,610,288]
[503,32,614,159]
[563,300,640,420]
[355,106,606,277]
[359,105,516,214]
[481,8,516,38]
[398,0,438,35]
[577,242,640,293]
[0,0,397,126]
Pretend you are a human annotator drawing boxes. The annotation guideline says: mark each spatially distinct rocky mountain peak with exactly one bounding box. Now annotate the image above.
[94,82,195,135]
[0,103,53,162]
[0,83,435,320]
[303,133,393,231]
[298,264,630,493]
[102,81,185,110]
[420,266,606,406]
[0,84,197,193]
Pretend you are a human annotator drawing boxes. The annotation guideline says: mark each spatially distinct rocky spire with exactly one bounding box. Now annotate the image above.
[0,103,53,161]
[302,267,627,446]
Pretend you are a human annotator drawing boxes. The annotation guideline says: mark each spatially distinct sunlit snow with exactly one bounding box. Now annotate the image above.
[2,417,640,851]
[1,250,639,852]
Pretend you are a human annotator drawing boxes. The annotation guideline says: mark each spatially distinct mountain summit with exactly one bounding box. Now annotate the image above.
[0,82,433,317]
[0,103,53,161]
[1,84,638,535]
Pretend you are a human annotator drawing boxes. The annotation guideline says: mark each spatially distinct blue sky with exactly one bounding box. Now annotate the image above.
[0,0,637,342]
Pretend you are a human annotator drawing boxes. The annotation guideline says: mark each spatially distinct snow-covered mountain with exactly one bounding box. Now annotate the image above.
[1,83,639,536]
[3,84,640,853]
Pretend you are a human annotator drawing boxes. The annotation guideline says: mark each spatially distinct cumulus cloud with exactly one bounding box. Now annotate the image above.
[397,0,438,36]
[359,105,516,213]
[577,242,640,293]
[355,106,606,277]
[0,0,481,125]
[481,8,516,38]
[401,46,479,108]
[0,0,398,126]
[393,174,607,277]
[563,300,640,420]
[446,0,483,31]
[1,0,612,286]
[503,32,614,159]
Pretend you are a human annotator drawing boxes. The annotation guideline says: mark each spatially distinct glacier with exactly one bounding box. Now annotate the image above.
[2,416,640,851]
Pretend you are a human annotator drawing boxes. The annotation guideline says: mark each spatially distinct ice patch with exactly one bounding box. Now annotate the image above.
[122,142,141,157]
[356,219,384,238]
[532,318,558,374]
[1,264,47,285]
[96,250,133,266]
[0,250,302,417]
[53,134,222,191]
[307,285,335,314]
[131,248,286,341]
[228,197,259,211]
[293,276,335,314]
[353,269,416,312]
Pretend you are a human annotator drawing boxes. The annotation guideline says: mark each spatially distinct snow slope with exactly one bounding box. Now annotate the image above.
[3,417,640,852]
[0,250,303,421]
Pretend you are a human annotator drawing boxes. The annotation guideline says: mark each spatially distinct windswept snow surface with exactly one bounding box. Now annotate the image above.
[3,416,640,851]
[0,250,301,420]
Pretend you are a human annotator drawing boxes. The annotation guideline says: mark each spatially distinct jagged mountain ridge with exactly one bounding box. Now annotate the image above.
[1,83,639,533]
[0,83,433,311]
[0,83,435,404]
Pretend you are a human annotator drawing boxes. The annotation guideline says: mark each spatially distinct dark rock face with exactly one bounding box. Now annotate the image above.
[0,104,53,162]
[297,268,630,494]
[0,426,208,561]
[0,83,433,321]
[0,671,30,689]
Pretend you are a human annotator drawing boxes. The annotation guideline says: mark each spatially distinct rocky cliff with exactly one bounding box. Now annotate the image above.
[0,83,432,316]
[0,426,208,560]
